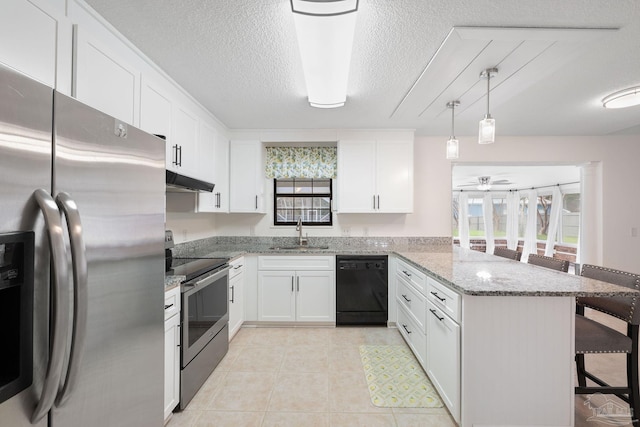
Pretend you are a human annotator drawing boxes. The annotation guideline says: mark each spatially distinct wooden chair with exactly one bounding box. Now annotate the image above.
[493,247,522,261]
[575,264,640,424]
[527,253,569,272]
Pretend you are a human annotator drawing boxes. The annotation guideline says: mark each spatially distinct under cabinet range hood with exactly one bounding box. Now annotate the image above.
[166,170,215,192]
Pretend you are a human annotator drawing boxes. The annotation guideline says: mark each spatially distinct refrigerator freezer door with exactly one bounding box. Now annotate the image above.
[0,65,52,427]
[50,93,165,427]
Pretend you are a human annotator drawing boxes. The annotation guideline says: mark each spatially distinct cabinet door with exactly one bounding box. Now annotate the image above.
[229,140,264,213]
[172,104,199,177]
[0,0,61,88]
[197,129,229,213]
[73,26,139,125]
[376,140,413,213]
[164,315,180,420]
[258,271,295,321]
[197,121,217,183]
[140,77,173,170]
[426,301,460,420]
[337,140,376,213]
[296,270,334,322]
[228,272,244,339]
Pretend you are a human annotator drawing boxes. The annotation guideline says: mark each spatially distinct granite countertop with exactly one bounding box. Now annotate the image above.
[165,275,185,291]
[166,237,638,297]
[396,248,640,297]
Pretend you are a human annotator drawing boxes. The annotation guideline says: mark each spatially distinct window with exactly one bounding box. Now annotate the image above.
[274,178,332,226]
[561,193,580,244]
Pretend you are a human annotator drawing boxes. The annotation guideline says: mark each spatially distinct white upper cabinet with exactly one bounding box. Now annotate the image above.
[73,25,140,125]
[229,140,265,213]
[140,76,172,162]
[337,139,413,213]
[197,127,229,213]
[0,0,67,89]
[171,104,199,178]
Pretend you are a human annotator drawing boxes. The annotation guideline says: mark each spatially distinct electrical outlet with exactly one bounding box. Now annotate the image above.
[342,227,351,237]
[363,227,369,237]
[249,225,255,236]
[182,229,187,241]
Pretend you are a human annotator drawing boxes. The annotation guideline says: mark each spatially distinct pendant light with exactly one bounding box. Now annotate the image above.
[446,101,460,159]
[478,68,498,144]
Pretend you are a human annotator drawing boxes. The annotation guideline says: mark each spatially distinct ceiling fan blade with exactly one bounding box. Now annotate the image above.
[457,183,480,187]
[491,179,513,185]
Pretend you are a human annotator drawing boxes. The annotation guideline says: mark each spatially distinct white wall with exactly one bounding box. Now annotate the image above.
[168,133,640,272]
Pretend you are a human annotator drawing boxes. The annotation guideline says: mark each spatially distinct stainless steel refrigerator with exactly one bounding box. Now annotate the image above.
[0,64,165,426]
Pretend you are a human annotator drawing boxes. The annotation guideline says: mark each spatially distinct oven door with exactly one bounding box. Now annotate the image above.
[181,265,229,367]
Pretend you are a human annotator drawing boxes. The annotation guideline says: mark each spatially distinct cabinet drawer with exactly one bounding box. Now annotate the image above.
[229,257,245,279]
[397,304,426,366]
[396,277,425,332]
[258,256,334,271]
[164,286,180,321]
[396,258,426,294]
[426,277,460,323]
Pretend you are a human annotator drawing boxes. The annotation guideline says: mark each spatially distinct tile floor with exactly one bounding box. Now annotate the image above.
[168,324,634,427]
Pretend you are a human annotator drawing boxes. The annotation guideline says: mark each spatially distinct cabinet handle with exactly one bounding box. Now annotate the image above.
[172,145,179,166]
[430,291,446,302]
[255,195,258,210]
[216,192,221,208]
[233,264,243,270]
[230,285,235,303]
[177,145,182,167]
[164,303,174,310]
[176,324,181,347]
[402,324,412,334]
[296,276,299,292]
[429,308,445,322]
[373,195,376,210]
[291,276,294,292]
[401,294,411,303]
[402,270,412,278]
[377,195,380,210]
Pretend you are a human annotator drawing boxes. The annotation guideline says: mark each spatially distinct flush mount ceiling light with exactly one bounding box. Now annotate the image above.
[446,100,460,159]
[477,176,491,191]
[478,67,498,144]
[290,0,358,108]
[602,86,640,109]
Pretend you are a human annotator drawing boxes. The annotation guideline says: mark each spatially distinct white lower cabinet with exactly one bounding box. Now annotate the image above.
[164,286,181,421]
[257,256,335,323]
[228,257,245,339]
[394,255,461,424]
[426,301,460,422]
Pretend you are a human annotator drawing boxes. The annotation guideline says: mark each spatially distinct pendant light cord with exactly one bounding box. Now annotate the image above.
[486,72,490,118]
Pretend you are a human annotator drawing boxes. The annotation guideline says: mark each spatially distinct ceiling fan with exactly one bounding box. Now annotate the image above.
[457,176,514,190]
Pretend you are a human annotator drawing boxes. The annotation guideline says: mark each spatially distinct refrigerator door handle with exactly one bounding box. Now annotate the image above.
[31,189,70,423]
[54,192,88,407]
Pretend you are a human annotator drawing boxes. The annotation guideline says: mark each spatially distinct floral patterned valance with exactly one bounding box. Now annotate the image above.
[265,146,337,179]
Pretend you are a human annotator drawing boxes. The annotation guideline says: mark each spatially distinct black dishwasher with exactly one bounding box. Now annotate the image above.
[336,255,388,326]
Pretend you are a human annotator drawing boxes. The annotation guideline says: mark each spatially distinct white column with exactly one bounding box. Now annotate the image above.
[579,162,603,267]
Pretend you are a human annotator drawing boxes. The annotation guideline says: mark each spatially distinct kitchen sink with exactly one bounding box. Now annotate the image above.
[268,245,330,250]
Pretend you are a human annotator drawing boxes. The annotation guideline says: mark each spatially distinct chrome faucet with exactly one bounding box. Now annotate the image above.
[296,217,308,246]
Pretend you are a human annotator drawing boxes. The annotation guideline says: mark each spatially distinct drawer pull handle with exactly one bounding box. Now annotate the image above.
[402,294,411,303]
[402,324,412,334]
[430,291,446,302]
[402,270,412,278]
[429,308,445,322]
[234,264,243,270]
[164,303,174,310]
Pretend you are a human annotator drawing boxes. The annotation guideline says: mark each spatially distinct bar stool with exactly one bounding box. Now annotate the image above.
[575,264,640,425]
[527,253,569,272]
[493,247,522,261]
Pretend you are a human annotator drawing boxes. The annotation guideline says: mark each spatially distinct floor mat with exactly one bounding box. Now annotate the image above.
[359,344,443,408]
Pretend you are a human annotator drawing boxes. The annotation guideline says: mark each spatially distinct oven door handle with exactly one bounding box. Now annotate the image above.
[183,265,231,296]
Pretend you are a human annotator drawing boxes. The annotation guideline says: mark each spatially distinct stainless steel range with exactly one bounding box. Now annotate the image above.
[165,231,229,409]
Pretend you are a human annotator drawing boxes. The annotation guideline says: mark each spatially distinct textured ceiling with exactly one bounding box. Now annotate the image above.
[452,164,580,191]
[83,0,640,136]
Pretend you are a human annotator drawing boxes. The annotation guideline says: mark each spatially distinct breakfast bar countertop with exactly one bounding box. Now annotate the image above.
[395,247,639,297]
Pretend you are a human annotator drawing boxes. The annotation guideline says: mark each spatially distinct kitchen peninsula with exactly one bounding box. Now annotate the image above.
[168,237,637,427]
